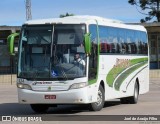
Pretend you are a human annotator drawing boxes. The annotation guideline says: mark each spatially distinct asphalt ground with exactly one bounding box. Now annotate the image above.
[0,78,160,124]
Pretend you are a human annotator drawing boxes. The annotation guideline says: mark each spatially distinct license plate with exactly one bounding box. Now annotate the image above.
[44,95,56,99]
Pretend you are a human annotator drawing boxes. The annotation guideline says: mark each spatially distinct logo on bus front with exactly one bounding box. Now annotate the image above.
[32,81,52,85]
[48,86,52,91]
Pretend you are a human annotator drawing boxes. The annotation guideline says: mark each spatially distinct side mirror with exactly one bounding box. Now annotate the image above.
[7,33,19,55]
[84,33,91,55]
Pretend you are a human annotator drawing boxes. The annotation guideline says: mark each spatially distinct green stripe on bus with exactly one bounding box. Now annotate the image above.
[114,61,147,90]
[106,58,148,88]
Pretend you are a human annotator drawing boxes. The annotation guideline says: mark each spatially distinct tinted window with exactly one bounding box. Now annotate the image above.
[99,26,148,55]
[88,25,98,80]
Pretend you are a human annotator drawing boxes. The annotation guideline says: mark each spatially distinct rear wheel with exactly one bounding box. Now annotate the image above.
[30,104,49,113]
[120,82,139,104]
[129,82,139,104]
[89,85,105,111]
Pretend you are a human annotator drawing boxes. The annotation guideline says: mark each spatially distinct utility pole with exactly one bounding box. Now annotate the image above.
[26,0,32,21]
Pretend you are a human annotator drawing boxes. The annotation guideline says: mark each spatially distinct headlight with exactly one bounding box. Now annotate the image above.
[70,82,87,89]
[17,83,32,90]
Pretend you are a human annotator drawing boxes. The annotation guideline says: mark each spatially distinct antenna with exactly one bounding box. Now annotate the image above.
[26,0,32,21]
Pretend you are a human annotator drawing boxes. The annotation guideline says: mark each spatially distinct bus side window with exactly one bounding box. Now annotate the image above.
[88,25,98,81]
[100,43,104,53]
[117,43,121,53]
[122,44,125,54]
[125,43,129,54]
[107,43,111,53]
[110,43,115,53]
[100,42,108,53]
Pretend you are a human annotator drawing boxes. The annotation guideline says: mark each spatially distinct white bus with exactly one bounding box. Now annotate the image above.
[15,16,149,113]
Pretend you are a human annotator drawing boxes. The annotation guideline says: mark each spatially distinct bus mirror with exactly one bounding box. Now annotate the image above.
[7,33,19,56]
[84,33,91,55]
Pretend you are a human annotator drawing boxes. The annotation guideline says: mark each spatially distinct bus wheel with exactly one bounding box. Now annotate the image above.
[89,85,105,111]
[120,82,139,104]
[30,104,49,113]
[128,82,139,104]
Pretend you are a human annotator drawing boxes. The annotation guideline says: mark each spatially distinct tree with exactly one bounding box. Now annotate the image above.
[128,0,160,22]
[59,13,74,18]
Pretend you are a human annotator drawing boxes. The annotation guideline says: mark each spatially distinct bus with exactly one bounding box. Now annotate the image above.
[13,16,149,113]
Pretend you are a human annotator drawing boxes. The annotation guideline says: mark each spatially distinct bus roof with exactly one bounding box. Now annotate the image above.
[24,15,146,32]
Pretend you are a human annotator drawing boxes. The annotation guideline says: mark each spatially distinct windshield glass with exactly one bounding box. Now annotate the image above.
[18,24,86,80]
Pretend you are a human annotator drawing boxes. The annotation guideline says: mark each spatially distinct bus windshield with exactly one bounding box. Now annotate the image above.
[18,24,86,80]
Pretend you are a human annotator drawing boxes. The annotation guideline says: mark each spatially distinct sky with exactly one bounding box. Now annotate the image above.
[0,0,149,26]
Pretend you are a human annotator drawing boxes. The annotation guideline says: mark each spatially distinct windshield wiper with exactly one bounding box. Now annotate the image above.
[29,66,49,80]
[32,70,39,81]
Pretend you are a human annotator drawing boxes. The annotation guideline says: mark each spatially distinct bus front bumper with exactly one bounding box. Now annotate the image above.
[18,87,92,104]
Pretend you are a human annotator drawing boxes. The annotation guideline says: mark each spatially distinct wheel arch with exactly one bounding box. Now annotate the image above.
[100,80,105,91]
[136,78,140,93]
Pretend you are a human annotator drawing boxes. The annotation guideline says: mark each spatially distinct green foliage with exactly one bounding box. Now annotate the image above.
[128,0,160,22]
[59,13,74,18]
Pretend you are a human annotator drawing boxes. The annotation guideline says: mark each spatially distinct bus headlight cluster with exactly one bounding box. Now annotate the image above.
[70,82,87,89]
[17,83,32,90]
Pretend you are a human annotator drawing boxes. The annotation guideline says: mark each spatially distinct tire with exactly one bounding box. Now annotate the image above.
[89,85,105,111]
[30,104,49,113]
[128,82,139,104]
[120,82,139,104]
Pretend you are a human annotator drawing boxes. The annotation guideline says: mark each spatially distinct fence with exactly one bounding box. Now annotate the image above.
[0,57,17,85]
[150,70,160,78]
[0,63,160,85]
[0,74,16,85]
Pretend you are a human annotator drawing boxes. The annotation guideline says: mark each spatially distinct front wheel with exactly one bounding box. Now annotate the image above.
[89,85,105,111]
[30,104,49,113]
